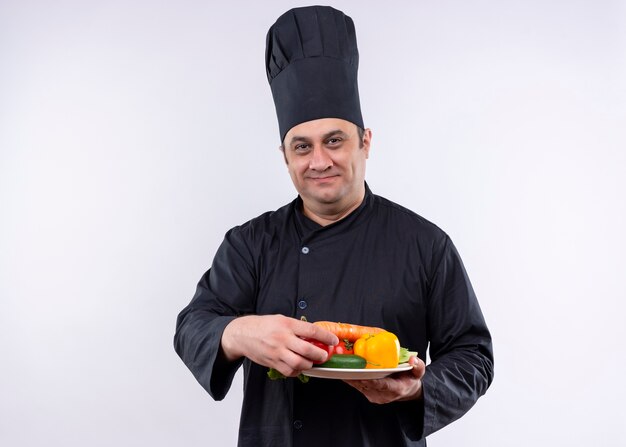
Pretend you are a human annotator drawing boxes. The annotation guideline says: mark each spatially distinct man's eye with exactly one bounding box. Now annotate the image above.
[327,138,342,145]
[294,144,310,152]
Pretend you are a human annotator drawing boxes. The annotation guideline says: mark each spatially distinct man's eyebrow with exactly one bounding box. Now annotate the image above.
[287,135,310,146]
[287,129,350,147]
[321,129,349,140]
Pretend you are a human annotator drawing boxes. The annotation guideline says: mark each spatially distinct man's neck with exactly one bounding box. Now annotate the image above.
[301,192,365,227]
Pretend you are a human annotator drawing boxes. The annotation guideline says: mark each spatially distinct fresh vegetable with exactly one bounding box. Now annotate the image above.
[332,339,354,355]
[304,338,334,364]
[353,331,400,369]
[398,347,418,364]
[267,368,309,383]
[317,354,367,369]
[313,321,385,341]
[266,320,417,381]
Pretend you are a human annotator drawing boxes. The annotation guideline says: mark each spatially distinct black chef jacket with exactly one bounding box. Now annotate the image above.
[174,184,494,446]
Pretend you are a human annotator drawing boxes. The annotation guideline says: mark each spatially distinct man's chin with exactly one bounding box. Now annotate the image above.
[310,195,339,205]
[302,190,341,206]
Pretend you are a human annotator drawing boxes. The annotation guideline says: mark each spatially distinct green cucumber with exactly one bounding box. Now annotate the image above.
[317,354,367,369]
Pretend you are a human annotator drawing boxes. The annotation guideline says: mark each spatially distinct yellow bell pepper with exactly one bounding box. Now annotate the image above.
[353,331,400,369]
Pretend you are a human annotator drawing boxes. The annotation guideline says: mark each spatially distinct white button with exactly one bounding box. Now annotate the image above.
[301,246,309,254]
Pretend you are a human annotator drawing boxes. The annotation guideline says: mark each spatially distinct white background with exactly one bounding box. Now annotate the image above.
[1,0,625,445]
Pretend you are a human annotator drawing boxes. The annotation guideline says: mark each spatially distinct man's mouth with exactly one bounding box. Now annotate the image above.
[307,173,339,180]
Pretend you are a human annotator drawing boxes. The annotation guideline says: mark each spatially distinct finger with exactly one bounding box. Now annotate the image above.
[274,359,303,378]
[276,349,314,375]
[345,380,393,405]
[409,356,426,379]
[294,320,339,346]
[290,337,330,363]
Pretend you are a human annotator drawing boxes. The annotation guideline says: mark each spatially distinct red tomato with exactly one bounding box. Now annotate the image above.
[332,339,354,355]
[304,339,334,364]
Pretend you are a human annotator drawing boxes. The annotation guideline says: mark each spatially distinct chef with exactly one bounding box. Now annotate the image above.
[174,6,494,446]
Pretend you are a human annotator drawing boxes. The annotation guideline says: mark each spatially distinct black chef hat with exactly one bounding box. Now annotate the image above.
[265,6,364,142]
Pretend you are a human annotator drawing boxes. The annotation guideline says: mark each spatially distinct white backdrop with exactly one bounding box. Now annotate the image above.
[1,0,625,446]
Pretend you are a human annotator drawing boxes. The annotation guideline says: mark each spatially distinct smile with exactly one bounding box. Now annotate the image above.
[307,174,339,181]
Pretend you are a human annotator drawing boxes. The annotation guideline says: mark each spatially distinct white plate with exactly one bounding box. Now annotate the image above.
[302,363,412,380]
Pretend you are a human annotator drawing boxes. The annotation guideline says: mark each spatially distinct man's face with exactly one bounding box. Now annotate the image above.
[282,118,371,215]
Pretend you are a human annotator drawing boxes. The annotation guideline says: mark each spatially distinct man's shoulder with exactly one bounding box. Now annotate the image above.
[227,200,295,239]
[370,193,447,240]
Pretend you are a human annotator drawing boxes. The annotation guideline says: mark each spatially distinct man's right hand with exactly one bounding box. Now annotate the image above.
[221,314,339,377]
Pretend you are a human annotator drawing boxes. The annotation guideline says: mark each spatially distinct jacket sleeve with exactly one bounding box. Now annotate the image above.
[173,226,257,400]
[421,236,494,437]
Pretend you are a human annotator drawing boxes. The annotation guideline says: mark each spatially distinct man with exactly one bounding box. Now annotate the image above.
[174,6,493,446]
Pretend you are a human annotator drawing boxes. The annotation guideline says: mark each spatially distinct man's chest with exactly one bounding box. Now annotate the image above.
[253,229,429,332]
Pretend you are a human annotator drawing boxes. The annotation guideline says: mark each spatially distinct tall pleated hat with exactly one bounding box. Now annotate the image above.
[265,6,364,141]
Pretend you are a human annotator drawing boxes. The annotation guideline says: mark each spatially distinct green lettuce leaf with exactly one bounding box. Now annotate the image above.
[399,347,418,364]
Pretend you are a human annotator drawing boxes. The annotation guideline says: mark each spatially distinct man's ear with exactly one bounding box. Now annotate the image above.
[362,128,372,159]
[279,145,288,165]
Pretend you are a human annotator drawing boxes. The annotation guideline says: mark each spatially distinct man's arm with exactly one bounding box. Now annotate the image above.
[174,226,338,400]
[420,237,494,436]
[344,235,493,439]
[174,226,259,400]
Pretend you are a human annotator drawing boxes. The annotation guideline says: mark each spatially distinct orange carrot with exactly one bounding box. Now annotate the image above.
[313,321,385,342]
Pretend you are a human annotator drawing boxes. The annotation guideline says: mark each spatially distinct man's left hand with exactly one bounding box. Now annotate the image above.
[344,356,426,404]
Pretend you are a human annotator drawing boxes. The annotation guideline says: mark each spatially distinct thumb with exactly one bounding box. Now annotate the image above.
[409,356,426,379]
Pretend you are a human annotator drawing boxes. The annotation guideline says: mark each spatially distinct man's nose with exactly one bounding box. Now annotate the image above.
[309,145,333,171]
